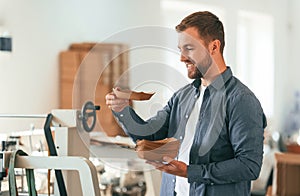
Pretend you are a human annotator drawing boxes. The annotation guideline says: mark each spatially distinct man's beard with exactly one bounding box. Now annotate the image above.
[196,54,213,78]
[188,67,203,79]
[188,55,212,79]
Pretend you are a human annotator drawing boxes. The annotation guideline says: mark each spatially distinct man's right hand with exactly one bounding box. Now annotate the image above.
[105,90,129,112]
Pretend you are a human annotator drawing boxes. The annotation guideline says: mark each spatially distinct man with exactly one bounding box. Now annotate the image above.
[106,11,267,196]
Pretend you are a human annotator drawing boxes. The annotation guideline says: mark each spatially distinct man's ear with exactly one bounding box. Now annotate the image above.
[209,40,221,55]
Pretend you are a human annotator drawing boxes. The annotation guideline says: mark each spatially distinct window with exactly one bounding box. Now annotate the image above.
[236,11,274,117]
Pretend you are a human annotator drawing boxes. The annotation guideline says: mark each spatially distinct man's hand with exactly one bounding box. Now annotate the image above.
[105,88,129,112]
[146,156,188,178]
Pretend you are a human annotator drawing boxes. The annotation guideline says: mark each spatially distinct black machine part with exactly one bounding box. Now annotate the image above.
[79,101,100,132]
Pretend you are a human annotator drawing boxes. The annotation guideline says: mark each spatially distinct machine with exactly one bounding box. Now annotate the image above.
[0,101,161,196]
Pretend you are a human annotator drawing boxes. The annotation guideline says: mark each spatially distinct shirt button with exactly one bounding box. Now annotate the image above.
[185,115,189,119]
[179,136,183,140]
[194,95,197,98]
[120,114,124,117]
[172,179,175,183]
[210,183,214,185]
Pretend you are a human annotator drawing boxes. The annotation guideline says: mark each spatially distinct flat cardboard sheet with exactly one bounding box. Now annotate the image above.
[135,138,180,162]
[113,88,155,101]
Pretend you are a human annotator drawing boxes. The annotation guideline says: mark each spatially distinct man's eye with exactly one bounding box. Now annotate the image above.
[178,46,193,52]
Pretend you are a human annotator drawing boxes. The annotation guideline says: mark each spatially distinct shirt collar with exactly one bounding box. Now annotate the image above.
[192,66,232,90]
[192,78,201,89]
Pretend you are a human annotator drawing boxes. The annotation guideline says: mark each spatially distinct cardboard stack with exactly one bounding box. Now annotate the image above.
[273,152,300,195]
[59,42,129,136]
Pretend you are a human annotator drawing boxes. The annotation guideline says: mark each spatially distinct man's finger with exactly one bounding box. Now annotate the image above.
[146,160,165,169]
[162,156,174,164]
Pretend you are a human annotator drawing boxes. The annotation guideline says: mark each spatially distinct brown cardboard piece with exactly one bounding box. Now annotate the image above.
[135,138,180,162]
[113,88,155,101]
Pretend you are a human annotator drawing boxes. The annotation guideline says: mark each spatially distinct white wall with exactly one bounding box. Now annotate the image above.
[0,0,299,134]
[284,0,300,123]
[271,0,290,133]
[0,0,161,132]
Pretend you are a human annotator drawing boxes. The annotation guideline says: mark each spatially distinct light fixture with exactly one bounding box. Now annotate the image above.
[0,28,12,52]
[0,37,12,52]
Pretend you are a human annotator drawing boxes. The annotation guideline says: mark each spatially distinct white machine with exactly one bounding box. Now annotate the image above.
[50,101,100,195]
[0,101,100,196]
[0,101,161,196]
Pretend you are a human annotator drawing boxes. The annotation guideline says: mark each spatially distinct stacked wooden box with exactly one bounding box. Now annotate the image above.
[59,42,129,136]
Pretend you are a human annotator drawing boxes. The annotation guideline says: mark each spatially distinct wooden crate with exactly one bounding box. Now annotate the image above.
[59,43,129,136]
[273,153,300,196]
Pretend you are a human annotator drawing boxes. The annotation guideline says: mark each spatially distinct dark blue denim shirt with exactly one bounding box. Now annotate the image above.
[113,67,267,196]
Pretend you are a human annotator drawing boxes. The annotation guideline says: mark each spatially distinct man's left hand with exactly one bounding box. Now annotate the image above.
[146,156,187,178]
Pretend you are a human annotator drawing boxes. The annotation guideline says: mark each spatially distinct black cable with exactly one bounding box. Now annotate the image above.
[44,113,68,196]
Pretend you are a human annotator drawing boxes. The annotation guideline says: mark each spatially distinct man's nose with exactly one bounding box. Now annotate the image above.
[180,53,188,62]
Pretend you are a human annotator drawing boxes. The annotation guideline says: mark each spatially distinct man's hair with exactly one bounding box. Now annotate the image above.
[176,11,225,54]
